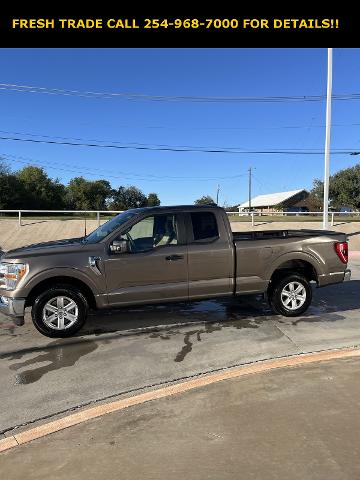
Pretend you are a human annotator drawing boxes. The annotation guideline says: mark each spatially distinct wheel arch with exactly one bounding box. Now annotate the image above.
[266,252,321,287]
[269,259,318,285]
[25,275,97,310]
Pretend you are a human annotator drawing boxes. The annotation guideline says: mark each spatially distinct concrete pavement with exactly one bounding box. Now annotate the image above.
[0,259,359,437]
[2,355,360,479]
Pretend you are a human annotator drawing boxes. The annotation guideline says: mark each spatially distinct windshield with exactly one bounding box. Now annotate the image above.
[84,210,140,243]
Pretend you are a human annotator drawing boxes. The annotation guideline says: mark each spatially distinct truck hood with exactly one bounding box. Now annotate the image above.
[1,237,85,260]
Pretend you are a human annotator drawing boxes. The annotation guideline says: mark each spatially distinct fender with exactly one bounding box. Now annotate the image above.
[265,250,325,281]
[20,266,102,299]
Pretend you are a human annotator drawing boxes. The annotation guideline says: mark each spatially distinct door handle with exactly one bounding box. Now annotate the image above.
[165,254,184,261]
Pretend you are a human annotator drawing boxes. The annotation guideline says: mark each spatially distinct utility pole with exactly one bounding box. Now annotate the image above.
[248,167,252,213]
[216,184,220,205]
[323,48,333,229]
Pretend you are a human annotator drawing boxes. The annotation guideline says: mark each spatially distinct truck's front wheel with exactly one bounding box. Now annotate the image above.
[31,285,88,337]
[269,274,312,317]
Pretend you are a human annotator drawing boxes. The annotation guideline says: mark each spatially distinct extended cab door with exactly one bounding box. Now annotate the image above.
[185,210,234,299]
[103,212,188,306]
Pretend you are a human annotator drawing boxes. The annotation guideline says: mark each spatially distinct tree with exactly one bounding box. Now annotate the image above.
[0,168,27,209]
[0,160,161,211]
[194,195,216,206]
[0,159,10,175]
[16,166,66,209]
[110,186,148,210]
[66,177,112,210]
[311,163,360,209]
[87,180,112,210]
[147,192,161,206]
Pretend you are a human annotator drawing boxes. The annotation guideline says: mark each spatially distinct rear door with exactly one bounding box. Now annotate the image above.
[186,210,234,299]
[104,212,188,306]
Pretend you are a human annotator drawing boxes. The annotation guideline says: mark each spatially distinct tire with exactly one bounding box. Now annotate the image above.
[268,274,312,317]
[31,284,88,338]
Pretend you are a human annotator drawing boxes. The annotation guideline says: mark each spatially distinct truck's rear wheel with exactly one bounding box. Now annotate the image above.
[269,274,312,317]
[31,285,88,337]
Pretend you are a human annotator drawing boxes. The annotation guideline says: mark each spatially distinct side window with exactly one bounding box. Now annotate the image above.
[190,212,219,242]
[122,214,178,253]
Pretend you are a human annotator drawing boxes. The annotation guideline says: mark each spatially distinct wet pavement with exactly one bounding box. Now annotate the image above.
[2,356,360,480]
[0,260,359,434]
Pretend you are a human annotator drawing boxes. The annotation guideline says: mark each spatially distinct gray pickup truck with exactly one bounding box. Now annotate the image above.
[0,205,351,337]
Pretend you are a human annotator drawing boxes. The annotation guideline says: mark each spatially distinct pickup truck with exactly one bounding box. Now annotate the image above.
[0,205,351,337]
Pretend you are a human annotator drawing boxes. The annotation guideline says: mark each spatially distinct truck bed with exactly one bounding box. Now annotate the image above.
[232,229,345,242]
[232,228,348,295]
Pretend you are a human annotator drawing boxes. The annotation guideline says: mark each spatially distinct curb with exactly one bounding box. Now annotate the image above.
[1,347,360,454]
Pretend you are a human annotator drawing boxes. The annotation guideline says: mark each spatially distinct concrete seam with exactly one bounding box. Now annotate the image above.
[273,321,302,351]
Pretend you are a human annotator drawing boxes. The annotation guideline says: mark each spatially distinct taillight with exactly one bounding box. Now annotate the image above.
[335,242,348,264]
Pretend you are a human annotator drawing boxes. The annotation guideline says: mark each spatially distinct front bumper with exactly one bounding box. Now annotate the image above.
[0,296,25,318]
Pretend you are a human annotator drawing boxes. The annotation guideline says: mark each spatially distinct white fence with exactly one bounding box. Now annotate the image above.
[225,211,358,227]
[0,210,124,227]
[0,209,357,228]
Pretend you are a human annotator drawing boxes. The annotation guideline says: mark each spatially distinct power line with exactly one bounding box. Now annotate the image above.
[2,82,360,103]
[0,129,261,152]
[3,121,360,132]
[0,134,357,155]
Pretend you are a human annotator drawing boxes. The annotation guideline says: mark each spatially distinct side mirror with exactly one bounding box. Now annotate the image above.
[110,239,129,254]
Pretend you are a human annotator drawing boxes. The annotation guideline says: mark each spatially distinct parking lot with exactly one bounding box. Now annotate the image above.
[0,259,358,436]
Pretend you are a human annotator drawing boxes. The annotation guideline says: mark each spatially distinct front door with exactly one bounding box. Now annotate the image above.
[104,213,188,306]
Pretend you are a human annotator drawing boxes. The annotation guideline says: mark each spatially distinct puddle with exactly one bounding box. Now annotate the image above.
[7,339,98,385]
[148,302,269,362]
[174,325,222,362]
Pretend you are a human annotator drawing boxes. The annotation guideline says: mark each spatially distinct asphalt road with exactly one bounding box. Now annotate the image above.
[1,260,359,435]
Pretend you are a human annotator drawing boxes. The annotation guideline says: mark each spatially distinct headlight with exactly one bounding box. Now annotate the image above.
[0,263,28,291]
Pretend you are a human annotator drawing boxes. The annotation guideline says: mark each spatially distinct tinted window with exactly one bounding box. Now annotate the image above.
[120,214,178,252]
[190,212,219,242]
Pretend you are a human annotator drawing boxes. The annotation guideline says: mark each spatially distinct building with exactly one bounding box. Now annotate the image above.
[238,189,314,214]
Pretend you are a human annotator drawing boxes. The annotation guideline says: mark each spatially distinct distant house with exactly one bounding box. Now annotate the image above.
[238,189,315,214]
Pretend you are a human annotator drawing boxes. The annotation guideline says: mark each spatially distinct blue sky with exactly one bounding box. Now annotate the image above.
[0,48,359,206]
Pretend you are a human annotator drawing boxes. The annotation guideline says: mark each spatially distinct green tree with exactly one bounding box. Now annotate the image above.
[110,186,148,210]
[66,177,112,210]
[0,163,27,209]
[311,164,360,209]
[0,160,10,175]
[16,166,66,209]
[147,192,161,206]
[87,180,112,210]
[194,195,216,206]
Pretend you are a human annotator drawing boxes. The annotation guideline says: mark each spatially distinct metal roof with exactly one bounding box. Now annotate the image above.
[238,189,306,208]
